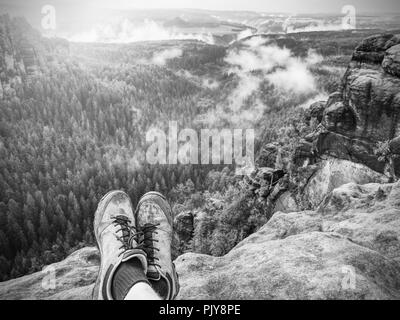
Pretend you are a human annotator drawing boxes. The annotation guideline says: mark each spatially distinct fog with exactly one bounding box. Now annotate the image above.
[226,36,321,98]
[196,36,323,128]
[68,18,215,44]
[152,48,183,65]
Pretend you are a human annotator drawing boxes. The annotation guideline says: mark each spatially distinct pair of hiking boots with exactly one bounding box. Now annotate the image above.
[92,191,179,300]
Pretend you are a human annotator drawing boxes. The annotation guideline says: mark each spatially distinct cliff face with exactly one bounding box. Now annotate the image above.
[1,179,399,300]
[298,34,400,176]
[0,15,69,99]
[176,181,400,299]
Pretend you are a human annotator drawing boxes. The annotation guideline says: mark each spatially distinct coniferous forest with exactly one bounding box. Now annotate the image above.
[0,12,372,281]
[0,15,230,280]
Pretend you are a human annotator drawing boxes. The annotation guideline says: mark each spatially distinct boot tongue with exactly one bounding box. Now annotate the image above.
[147,268,161,281]
[143,223,160,280]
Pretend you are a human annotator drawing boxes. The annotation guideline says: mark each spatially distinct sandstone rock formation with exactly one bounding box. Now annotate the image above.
[172,180,400,299]
[295,33,400,177]
[301,157,388,208]
[174,210,195,255]
[1,180,399,300]
[0,247,99,300]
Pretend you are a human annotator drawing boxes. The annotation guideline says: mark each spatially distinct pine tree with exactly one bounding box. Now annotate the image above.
[39,210,50,241]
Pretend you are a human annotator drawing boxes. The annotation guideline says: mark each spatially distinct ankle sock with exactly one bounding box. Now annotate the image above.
[149,277,168,299]
[111,258,149,300]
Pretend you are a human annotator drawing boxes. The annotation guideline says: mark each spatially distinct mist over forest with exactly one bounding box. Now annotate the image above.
[1,2,400,300]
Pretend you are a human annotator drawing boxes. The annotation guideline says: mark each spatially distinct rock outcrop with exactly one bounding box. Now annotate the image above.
[0,247,99,300]
[0,14,69,99]
[171,180,400,299]
[301,157,388,208]
[295,33,400,177]
[174,210,195,255]
[1,180,399,300]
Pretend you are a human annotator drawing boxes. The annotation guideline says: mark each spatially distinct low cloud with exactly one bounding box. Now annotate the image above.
[152,48,183,66]
[266,58,317,94]
[68,18,215,44]
[198,36,323,127]
[232,28,255,43]
[226,36,322,99]
[286,22,353,33]
[177,70,220,89]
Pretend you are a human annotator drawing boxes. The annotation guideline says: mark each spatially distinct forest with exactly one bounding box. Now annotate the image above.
[0,14,351,281]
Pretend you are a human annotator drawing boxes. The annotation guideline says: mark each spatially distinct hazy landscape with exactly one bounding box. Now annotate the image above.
[1,1,400,299]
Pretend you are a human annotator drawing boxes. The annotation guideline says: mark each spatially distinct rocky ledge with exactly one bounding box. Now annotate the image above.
[0,179,399,300]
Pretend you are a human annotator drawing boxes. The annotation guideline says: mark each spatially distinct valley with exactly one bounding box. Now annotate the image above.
[0,6,400,300]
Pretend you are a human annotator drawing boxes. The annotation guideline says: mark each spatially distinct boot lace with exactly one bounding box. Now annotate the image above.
[139,223,161,268]
[112,215,140,257]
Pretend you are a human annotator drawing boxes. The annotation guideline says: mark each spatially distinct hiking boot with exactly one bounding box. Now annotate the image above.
[135,191,180,300]
[92,191,148,300]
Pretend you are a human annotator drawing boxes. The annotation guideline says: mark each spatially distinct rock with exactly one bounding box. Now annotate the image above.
[177,232,400,299]
[174,211,194,243]
[0,247,99,300]
[246,167,285,198]
[326,91,343,105]
[322,101,356,134]
[296,34,400,175]
[175,180,400,300]
[343,35,400,143]
[292,139,316,167]
[174,211,195,255]
[352,34,399,64]
[303,157,388,208]
[256,143,279,167]
[305,101,326,124]
[273,191,299,213]
[343,67,400,142]
[390,136,400,154]
[315,132,385,174]
[382,44,400,77]
[2,180,400,300]
[319,182,400,261]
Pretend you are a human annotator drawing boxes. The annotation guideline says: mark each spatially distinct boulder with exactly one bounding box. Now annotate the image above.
[305,101,326,124]
[273,191,299,213]
[382,44,400,77]
[174,211,195,255]
[302,157,388,208]
[352,33,399,64]
[390,136,400,154]
[174,211,194,244]
[292,139,316,167]
[246,167,286,198]
[343,67,400,142]
[315,132,385,174]
[322,101,356,134]
[256,143,279,168]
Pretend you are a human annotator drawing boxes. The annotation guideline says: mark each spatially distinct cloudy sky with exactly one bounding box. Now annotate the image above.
[107,0,400,13]
[1,0,399,14]
[1,0,399,39]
